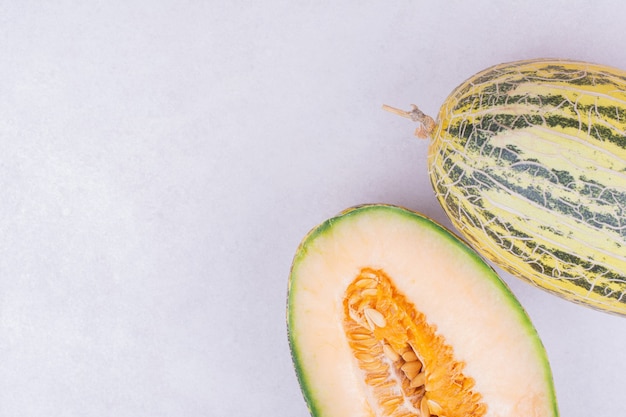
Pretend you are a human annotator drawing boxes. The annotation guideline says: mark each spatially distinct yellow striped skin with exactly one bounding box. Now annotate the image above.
[428,59,626,315]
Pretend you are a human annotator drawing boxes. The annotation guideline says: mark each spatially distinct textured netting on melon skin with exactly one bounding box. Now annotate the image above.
[343,267,487,417]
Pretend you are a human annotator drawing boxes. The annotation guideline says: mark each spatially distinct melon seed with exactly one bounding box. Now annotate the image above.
[365,373,388,385]
[402,350,419,362]
[354,351,377,363]
[361,288,378,298]
[410,372,426,388]
[420,396,431,417]
[364,308,386,328]
[356,276,377,288]
[360,270,379,280]
[348,330,372,340]
[427,399,444,415]
[382,344,400,362]
[401,361,422,379]
[380,396,403,414]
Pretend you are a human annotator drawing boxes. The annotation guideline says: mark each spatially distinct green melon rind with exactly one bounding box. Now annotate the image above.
[287,204,558,417]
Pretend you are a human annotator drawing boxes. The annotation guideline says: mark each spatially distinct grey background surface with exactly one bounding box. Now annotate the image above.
[1,1,624,416]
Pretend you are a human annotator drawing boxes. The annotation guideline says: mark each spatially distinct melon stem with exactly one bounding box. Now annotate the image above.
[382,104,435,139]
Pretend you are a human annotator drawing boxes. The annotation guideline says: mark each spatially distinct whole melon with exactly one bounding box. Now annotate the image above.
[386,58,626,316]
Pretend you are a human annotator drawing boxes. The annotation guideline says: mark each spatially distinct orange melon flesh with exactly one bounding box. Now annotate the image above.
[287,204,558,417]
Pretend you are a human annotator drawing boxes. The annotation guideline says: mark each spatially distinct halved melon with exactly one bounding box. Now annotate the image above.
[287,204,557,417]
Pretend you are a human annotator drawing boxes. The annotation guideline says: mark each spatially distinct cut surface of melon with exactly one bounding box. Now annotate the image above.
[288,204,557,417]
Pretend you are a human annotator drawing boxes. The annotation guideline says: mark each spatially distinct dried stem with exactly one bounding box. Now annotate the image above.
[382,104,436,139]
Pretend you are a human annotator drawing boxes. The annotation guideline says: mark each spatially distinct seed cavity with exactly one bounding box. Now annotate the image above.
[343,267,486,417]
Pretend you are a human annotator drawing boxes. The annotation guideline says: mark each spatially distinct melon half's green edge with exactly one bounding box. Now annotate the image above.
[287,204,557,417]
